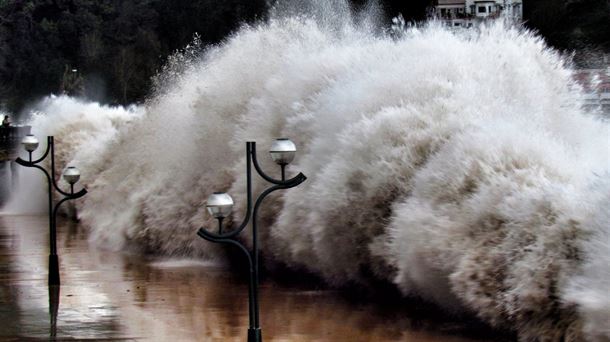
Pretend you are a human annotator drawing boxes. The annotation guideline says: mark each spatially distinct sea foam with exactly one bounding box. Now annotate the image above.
[6,2,609,340]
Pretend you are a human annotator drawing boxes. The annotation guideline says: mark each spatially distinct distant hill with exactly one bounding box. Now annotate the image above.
[0,0,608,114]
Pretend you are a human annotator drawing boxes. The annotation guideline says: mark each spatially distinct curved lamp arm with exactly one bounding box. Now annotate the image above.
[197,228,257,327]
[197,229,253,271]
[199,142,307,240]
[13,159,87,199]
[15,136,52,165]
[14,161,51,184]
[15,153,50,167]
[53,184,87,198]
[53,197,72,220]
[15,136,87,197]
[16,156,88,197]
[199,141,307,240]
[14,158,34,167]
[197,173,306,241]
[211,142,256,239]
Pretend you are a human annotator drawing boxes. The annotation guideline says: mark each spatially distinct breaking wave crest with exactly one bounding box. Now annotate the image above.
[6,3,609,341]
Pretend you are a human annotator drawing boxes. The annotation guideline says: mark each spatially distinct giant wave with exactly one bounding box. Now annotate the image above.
[5,2,609,340]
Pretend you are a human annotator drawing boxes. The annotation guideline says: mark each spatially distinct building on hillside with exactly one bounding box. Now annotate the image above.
[431,0,523,28]
[574,67,610,116]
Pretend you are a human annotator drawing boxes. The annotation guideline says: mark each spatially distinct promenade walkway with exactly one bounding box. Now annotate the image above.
[0,215,508,341]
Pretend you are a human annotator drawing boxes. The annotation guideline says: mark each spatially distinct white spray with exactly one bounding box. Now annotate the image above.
[4,2,609,341]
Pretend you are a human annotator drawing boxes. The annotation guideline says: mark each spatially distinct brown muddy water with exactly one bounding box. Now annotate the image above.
[0,215,511,341]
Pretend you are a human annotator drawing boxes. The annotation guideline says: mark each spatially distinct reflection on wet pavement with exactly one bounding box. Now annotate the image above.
[0,215,508,341]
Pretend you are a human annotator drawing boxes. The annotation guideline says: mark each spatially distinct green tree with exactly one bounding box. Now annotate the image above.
[0,0,267,112]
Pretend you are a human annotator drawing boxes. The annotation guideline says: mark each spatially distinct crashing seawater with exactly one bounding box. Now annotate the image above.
[5,1,609,341]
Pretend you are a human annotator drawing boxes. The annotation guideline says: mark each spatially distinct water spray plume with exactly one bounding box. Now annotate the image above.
[5,2,609,341]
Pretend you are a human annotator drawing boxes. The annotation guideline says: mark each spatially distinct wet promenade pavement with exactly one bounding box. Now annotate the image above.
[0,215,509,341]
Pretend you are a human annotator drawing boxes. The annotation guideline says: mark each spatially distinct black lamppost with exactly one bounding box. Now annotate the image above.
[197,139,306,342]
[15,135,87,285]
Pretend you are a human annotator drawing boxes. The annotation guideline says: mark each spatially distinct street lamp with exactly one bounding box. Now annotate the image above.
[63,166,81,193]
[15,135,87,286]
[22,134,39,157]
[197,139,306,342]
[269,138,296,181]
[206,192,234,234]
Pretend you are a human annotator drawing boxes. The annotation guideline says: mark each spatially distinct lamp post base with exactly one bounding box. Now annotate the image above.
[48,254,60,286]
[247,328,262,342]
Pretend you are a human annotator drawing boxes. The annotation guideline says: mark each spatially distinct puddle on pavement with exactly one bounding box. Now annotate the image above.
[0,215,510,341]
